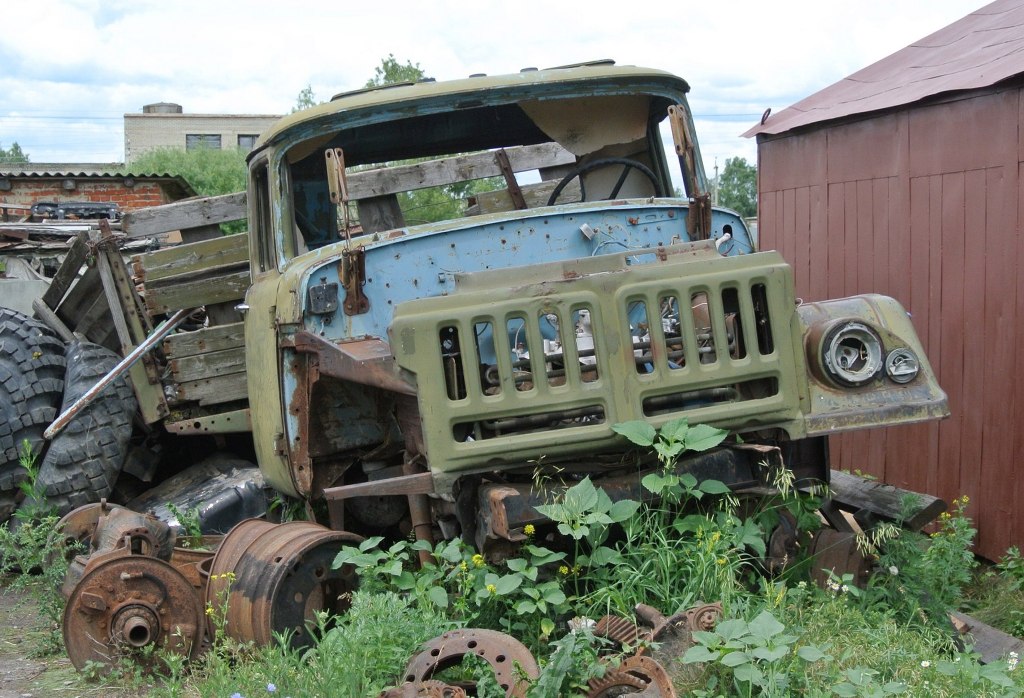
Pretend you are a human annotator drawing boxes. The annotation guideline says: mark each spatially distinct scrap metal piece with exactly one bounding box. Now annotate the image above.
[400,628,539,698]
[53,500,130,556]
[380,680,468,698]
[205,519,362,648]
[595,614,650,648]
[809,528,873,589]
[588,655,677,697]
[63,555,203,673]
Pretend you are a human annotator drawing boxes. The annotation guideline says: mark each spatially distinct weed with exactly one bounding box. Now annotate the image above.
[0,441,72,654]
[165,502,205,549]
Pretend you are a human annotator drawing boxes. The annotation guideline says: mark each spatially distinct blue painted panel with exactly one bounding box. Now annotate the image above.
[296,201,752,349]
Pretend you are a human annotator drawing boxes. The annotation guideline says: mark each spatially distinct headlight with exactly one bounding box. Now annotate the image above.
[885,348,920,384]
[822,322,882,386]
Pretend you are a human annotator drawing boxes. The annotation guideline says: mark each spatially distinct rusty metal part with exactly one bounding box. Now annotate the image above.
[206,519,362,648]
[170,535,221,595]
[494,149,527,210]
[595,614,649,647]
[44,307,195,439]
[588,655,677,697]
[341,247,370,315]
[380,680,468,698]
[62,506,175,600]
[683,603,723,633]
[54,500,130,554]
[635,601,723,639]
[93,506,174,561]
[291,331,416,396]
[63,555,204,673]
[809,528,873,589]
[400,628,539,698]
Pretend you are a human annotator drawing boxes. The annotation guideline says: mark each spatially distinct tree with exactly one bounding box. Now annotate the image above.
[715,157,757,218]
[365,54,427,88]
[0,142,29,165]
[131,146,246,198]
[292,84,320,113]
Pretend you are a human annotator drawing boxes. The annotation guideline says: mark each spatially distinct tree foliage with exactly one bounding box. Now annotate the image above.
[716,156,757,218]
[292,84,320,113]
[365,54,427,88]
[130,146,247,198]
[0,142,29,165]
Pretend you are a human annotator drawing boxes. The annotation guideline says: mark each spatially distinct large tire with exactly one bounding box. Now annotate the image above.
[25,341,136,517]
[0,308,66,504]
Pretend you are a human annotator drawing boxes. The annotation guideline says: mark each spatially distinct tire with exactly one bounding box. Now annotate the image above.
[0,308,66,503]
[24,341,136,517]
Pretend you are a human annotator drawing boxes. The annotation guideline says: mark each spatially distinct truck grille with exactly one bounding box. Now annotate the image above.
[390,246,802,471]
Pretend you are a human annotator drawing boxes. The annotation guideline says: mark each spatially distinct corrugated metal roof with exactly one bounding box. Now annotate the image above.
[745,0,1024,137]
[0,168,197,197]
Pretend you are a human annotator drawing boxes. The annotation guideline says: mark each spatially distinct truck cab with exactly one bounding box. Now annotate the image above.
[241,62,947,547]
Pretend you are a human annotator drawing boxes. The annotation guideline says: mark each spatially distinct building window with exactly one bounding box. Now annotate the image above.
[238,134,259,150]
[186,134,222,150]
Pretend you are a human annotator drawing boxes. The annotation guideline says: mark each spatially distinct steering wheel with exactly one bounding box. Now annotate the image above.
[546,157,664,206]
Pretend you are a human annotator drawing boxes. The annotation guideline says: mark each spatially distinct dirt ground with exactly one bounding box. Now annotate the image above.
[0,582,135,698]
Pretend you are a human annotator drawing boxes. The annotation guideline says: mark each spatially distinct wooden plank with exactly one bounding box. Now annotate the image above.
[164,322,245,358]
[143,269,251,314]
[347,142,576,199]
[173,372,249,406]
[122,192,247,238]
[40,232,90,309]
[134,233,249,283]
[55,265,102,323]
[829,469,947,531]
[467,180,580,216]
[950,612,1024,664]
[169,346,246,383]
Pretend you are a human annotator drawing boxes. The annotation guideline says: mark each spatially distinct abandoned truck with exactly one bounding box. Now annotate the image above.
[15,62,953,666]
[229,60,948,548]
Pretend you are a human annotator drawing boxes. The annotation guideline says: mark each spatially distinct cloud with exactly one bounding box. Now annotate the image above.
[0,0,981,167]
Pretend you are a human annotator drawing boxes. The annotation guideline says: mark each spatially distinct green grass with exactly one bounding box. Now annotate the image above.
[5,426,1024,697]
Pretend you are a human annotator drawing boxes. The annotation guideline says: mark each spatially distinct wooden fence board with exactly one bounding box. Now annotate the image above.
[40,232,90,309]
[173,372,249,406]
[169,346,246,383]
[143,270,251,314]
[134,234,249,283]
[164,322,245,358]
[122,192,247,238]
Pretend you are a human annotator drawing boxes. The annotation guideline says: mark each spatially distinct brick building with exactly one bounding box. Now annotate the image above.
[124,103,281,164]
[0,166,195,215]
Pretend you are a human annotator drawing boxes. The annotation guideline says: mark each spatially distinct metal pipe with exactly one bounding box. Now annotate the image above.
[44,307,196,440]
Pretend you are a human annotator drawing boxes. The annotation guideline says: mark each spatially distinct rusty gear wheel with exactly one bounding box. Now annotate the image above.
[63,555,204,673]
[400,628,539,697]
[588,655,677,697]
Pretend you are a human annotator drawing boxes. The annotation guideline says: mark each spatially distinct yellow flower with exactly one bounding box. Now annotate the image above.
[472,554,485,568]
[205,606,215,616]
[460,561,468,572]
[716,557,727,566]
[559,565,570,576]
[711,531,722,543]
[486,583,497,595]
[523,524,536,536]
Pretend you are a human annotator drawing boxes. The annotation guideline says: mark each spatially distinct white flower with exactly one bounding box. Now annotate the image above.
[797,581,807,589]
[841,585,849,593]
[1009,651,1019,672]
[920,660,931,668]
[888,565,899,576]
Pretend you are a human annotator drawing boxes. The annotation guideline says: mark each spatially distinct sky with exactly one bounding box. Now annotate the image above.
[0,0,986,176]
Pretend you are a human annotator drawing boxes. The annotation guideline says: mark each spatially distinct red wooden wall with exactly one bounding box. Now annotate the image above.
[757,85,1022,560]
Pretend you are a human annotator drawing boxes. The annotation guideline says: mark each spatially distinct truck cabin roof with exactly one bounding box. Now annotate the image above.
[252,63,695,168]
